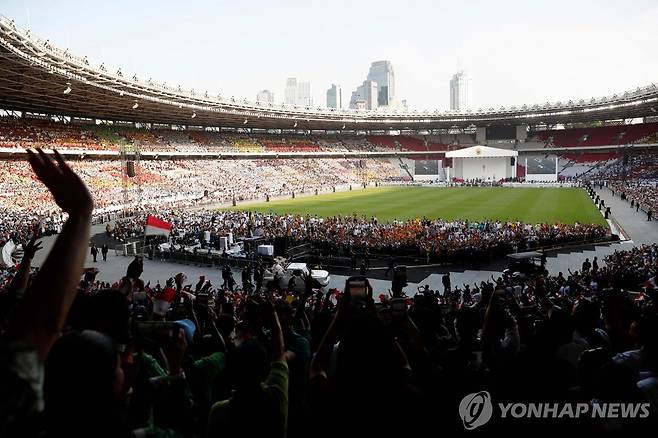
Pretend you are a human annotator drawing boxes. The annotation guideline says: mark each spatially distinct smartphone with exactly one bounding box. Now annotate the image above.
[345,276,370,300]
[349,280,367,298]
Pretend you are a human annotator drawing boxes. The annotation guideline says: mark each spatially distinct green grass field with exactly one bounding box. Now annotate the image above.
[228,187,606,225]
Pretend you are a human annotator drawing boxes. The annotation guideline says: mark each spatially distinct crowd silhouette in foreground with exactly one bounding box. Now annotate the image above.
[0,149,657,437]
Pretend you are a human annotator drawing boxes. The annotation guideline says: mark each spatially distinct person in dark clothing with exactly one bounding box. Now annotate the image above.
[44,330,129,438]
[101,244,109,261]
[442,272,451,295]
[649,210,653,221]
[90,244,98,262]
[242,267,253,294]
[254,263,264,293]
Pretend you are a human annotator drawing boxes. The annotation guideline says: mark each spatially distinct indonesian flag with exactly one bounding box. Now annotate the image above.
[145,215,172,237]
[153,287,177,316]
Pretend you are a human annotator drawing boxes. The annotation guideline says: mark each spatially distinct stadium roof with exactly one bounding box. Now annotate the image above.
[1,16,657,132]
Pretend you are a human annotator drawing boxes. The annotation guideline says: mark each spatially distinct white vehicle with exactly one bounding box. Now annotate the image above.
[263,261,330,292]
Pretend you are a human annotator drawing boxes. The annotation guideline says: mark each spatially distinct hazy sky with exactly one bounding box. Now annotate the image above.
[3,0,657,110]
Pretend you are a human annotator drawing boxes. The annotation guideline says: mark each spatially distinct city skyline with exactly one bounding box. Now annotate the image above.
[3,0,657,111]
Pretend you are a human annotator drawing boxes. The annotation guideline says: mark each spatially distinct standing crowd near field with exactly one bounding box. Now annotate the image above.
[112,210,610,264]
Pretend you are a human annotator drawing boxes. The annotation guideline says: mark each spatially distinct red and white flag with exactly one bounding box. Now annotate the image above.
[641,277,656,291]
[145,215,172,237]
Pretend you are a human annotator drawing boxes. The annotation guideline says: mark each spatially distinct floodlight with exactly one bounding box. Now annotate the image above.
[243,119,248,124]
[191,112,197,119]
[63,82,71,94]
[132,102,139,109]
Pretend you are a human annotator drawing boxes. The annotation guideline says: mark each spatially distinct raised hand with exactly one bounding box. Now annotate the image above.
[12,149,93,360]
[22,238,43,260]
[26,149,93,216]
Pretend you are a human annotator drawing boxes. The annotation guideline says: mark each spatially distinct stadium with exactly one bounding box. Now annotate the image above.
[0,3,657,438]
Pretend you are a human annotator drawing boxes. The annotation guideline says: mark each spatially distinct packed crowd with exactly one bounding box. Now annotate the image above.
[0,117,412,153]
[1,151,657,437]
[0,157,407,216]
[113,210,610,263]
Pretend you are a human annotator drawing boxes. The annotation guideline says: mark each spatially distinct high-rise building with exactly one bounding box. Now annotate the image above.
[284,78,312,106]
[256,89,275,103]
[367,60,395,106]
[349,80,378,110]
[284,78,298,106]
[363,80,378,110]
[326,84,342,109]
[297,81,312,106]
[349,60,398,110]
[449,71,469,111]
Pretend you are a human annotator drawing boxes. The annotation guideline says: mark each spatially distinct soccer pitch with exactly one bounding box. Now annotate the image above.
[230,187,606,225]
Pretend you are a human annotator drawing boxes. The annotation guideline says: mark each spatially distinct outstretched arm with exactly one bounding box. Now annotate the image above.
[10,149,93,360]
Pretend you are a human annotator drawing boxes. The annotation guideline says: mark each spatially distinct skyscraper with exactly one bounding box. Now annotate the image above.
[349,60,398,110]
[363,80,378,110]
[284,78,312,106]
[297,81,312,106]
[367,60,395,106]
[449,71,469,111]
[326,84,342,109]
[349,80,378,110]
[256,89,275,103]
[284,78,298,106]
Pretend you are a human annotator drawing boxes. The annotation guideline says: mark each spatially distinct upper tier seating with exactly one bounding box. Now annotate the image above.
[532,123,658,147]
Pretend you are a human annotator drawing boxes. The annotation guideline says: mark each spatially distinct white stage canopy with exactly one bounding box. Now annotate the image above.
[445,145,518,159]
[445,145,518,181]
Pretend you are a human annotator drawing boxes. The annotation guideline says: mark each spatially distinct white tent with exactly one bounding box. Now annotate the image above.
[445,145,518,181]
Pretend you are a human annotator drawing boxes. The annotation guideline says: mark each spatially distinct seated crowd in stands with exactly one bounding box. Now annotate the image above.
[591,153,658,212]
[1,150,657,437]
[0,156,408,223]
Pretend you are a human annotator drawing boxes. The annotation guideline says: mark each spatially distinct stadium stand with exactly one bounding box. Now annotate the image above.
[532,123,658,148]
